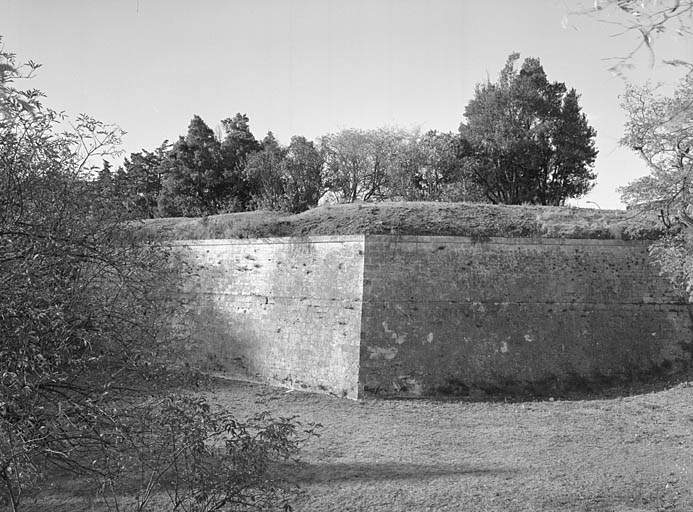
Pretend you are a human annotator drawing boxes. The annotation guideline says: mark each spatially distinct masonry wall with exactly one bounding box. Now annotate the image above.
[175,236,364,398]
[359,235,693,396]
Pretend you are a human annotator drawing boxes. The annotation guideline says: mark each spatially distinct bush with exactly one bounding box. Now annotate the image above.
[0,40,314,511]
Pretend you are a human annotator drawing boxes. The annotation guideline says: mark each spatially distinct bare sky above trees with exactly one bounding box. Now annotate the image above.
[3,0,691,209]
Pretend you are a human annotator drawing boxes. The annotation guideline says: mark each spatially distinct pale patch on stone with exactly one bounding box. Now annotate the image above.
[383,320,407,344]
[471,301,486,313]
[500,341,509,353]
[367,346,398,360]
[524,334,534,343]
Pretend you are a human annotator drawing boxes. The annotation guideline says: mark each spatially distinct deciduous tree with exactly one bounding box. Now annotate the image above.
[282,135,324,212]
[619,74,693,293]
[0,43,312,511]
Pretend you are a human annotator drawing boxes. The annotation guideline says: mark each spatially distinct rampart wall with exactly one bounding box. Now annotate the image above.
[175,235,693,398]
[175,236,364,398]
[359,235,692,396]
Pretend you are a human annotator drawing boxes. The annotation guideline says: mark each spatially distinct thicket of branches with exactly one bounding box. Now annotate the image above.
[0,41,313,511]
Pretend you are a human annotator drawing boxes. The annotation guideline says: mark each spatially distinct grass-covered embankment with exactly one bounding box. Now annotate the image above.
[137,201,665,241]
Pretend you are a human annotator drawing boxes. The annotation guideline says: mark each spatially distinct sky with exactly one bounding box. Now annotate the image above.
[2,0,692,209]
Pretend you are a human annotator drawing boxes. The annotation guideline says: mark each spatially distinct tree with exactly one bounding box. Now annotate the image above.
[220,113,261,209]
[459,53,598,205]
[619,74,693,292]
[320,127,420,203]
[400,130,485,202]
[158,115,226,216]
[282,135,323,212]
[1,44,312,511]
[120,142,169,218]
[320,128,372,202]
[243,134,323,213]
[244,132,287,210]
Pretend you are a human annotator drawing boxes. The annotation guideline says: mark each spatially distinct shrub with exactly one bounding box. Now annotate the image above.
[0,40,314,511]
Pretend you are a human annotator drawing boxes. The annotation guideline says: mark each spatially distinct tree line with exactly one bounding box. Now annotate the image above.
[102,53,598,219]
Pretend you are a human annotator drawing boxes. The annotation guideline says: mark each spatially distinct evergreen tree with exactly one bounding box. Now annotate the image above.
[244,132,287,209]
[120,142,169,218]
[460,53,597,205]
[220,113,261,209]
[158,115,225,216]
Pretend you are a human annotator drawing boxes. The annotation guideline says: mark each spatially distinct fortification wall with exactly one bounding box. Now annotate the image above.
[173,234,693,399]
[174,236,364,398]
[359,235,693,396]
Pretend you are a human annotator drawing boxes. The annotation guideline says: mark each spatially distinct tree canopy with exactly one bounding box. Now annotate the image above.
[459,53,598,206]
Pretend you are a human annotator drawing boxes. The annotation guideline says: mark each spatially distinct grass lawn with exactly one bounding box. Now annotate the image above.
[203,378,693,512]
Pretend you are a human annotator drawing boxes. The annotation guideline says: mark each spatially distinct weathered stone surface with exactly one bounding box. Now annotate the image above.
[175,235,693,399]
[175,236,364,398]
[359,235,693,396]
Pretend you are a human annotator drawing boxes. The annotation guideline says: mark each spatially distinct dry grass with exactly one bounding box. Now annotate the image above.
[205,378,693,512]
[136,202,665,241]
[25,377,693,511]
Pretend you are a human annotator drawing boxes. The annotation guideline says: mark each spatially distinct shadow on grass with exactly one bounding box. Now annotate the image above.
[293,462,512,483]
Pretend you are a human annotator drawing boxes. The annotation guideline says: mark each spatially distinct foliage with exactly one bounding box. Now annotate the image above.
[76,396,316,512]
[319,127,480,204]
[281,136,323,213]
[219,113,262,210]
[121,143,170,218]
[619,73,693,295]
[404,130,484,202]
[245,132,289,210]
[143,114,264,217]
[0,44,312,511]
[319,128,382,202]
[158,116,229,216]
[459,53,598,205]
[245,134,324,213]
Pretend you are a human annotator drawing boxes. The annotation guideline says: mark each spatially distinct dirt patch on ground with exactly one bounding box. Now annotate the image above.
[203,378,693,512]
[138,202,664,241]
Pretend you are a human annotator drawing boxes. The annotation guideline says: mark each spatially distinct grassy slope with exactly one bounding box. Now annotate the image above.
[29,378,693,512]
[210,379,693,512]
[138,202,665,241]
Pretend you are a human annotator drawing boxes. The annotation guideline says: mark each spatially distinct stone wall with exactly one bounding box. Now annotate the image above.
[175,235,693,398]
[175,236,364,398]
[359,235,693,396]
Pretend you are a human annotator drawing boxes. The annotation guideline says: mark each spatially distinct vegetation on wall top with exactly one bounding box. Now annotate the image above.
[138,201,664,242]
